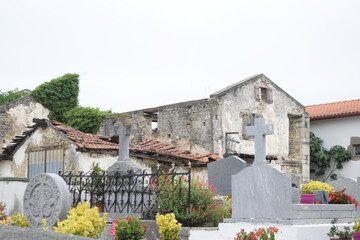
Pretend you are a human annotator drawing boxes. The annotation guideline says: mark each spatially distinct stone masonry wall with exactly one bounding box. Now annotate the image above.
[0,95,49,158]
[157,100,212,155]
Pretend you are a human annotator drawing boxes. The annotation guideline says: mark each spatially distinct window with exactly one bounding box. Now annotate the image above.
[241,112,256,139]
[355,145,360,156]
[255,86,273,103]
[28,148,64,178]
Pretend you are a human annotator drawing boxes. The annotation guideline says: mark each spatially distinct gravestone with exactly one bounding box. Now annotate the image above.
[329,177,360,203]
[107,114,143,218]
[292,187,301,204]
[23,173,70,228]
[314,190,329,204]
[107,114,141,174]
[232,118,292,219]
[207,155,247,196]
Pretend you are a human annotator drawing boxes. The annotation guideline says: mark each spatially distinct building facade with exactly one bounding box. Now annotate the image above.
[99,74,310,186]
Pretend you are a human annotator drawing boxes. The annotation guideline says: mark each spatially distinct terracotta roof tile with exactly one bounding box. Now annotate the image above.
[48,120,118,150]
[306,99,360,120]
[130,138,221,163]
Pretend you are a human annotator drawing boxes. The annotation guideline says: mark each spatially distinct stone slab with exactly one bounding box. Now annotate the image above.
[329,177,360,203]
[0,224,93,240]
[231,164,292,219]
[207,155,247,196]
[23,173,71,228]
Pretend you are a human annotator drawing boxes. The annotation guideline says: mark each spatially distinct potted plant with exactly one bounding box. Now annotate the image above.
[353,219,360,240]
[329,189,359,208]
[234,227,279,240]
[327,218,353,240]
[110,216,149,240]
[300,188,316,204]
[156,213,182,240]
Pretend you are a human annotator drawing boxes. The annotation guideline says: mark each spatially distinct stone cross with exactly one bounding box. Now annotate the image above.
[245,118,274,165]
[118,114,133,161]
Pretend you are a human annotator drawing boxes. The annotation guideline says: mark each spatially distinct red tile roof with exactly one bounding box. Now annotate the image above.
[48,120,119,150]
[306,99,360,120]
[130,138,221,163]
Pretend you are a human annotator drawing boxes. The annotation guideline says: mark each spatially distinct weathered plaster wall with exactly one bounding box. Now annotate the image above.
[0,95,49,156]
[0,178,29,215]
[213,77,309,185]
[2,127,74,178]
[77,152,118,172]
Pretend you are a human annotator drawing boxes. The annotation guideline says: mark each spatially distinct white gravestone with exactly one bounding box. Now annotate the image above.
[23,173,70,228]
[232,118,292,219]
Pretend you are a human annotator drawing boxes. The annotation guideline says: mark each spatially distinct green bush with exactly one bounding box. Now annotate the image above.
[64,106,111,134]
[156,176,224,227]
[31,73,79,122]
[0,88,30,105]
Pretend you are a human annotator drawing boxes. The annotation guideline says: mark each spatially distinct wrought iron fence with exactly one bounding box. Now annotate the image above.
[59,166,191,218]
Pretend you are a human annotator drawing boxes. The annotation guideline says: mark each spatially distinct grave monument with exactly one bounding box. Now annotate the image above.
[207,155,247,196]
[108,114,141,173]
[231,118,292,219]
[23,173,70,228]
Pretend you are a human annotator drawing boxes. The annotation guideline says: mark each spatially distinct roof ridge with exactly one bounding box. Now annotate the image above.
[306,99,360,107]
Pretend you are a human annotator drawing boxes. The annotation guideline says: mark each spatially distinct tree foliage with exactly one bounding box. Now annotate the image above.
[64,106,111,134]
[31,73,79,122]
[0,88,30,106]
[310,132,351,181]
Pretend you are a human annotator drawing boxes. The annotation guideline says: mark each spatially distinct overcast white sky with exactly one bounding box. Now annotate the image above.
[1,1,359,113]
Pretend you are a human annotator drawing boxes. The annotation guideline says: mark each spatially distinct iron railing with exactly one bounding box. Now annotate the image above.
[59,166,191,218]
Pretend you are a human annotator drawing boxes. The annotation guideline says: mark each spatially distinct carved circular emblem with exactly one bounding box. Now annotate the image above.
[24,174,70,228]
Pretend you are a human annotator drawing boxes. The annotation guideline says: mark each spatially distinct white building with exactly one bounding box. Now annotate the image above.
[306,99,360,180]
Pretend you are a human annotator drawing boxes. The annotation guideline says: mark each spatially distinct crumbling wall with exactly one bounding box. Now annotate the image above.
[156,100,212,155]
[0,95,49,157]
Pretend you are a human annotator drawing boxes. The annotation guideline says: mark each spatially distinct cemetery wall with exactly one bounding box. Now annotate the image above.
[0,95,49,159]
[0,177,28,215]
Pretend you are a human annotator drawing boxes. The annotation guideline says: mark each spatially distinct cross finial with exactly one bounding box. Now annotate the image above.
[245,118,274,165]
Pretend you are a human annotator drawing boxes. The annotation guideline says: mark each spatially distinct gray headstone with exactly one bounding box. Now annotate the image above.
[232,164,292,219]
[245,118,274,165]
[207,155,247,196]
[24,173,70,228]
[314,190,329,204]
[329,177,360,203]
[108,114,141,174]
[292,187,301,204]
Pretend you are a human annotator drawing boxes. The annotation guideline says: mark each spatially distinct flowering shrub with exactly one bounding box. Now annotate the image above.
[53,202,108,238]
[0,203,30,227]
[301,181,335,194]
[0,203,10,225]
[156,176,224,226]
[234,227,279,240]
[329,189,359,208]
[109,216,149,240]
[156,213,182,240]
[9,213,30,227]
[0,202,7,221]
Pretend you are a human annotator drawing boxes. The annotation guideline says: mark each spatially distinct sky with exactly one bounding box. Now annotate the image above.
[1,0,359,113]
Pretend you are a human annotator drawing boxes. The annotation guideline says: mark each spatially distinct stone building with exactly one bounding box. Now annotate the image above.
[99,74,310,186]
[0,95,49,161]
